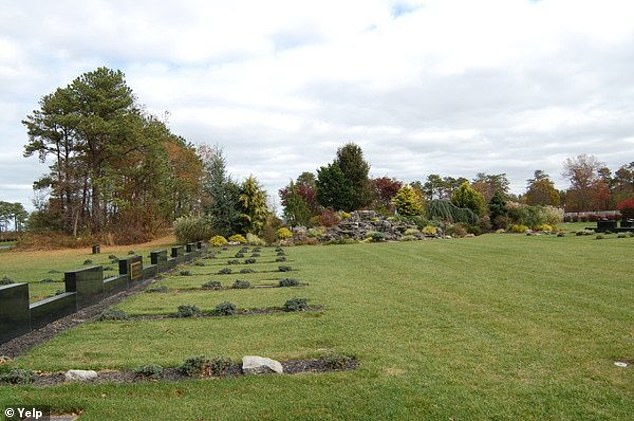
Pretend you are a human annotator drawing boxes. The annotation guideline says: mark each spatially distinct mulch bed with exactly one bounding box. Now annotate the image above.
[21,358,358,388]
[127,306,323,320]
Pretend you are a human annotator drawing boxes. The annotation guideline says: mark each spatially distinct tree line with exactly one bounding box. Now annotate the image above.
[11,67,634,244]
[280,144,634,229]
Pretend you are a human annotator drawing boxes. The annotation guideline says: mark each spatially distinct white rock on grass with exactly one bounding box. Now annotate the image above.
[64,369,98,382]
[242,356,283,375]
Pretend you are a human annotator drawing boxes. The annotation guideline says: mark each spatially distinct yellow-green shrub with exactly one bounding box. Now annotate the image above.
[228,234,247,244]
[422,225,437,236]
[510,224,529,233]
[277,227,293,240]
[210,235,228,247]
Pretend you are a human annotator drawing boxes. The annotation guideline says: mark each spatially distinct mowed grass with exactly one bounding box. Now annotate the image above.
[0,236,177,302]
[1,234,633,420]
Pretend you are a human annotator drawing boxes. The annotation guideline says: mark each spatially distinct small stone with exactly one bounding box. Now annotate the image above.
[614,362,628,368]
[242,356,283,375]
[65,369,98,382]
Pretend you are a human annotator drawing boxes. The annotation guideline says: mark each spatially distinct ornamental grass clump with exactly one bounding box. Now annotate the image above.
[218,268,232,275]
[279,278,300,287]
[134,364,164,379]
[202,280,222,290]
[283,297,309,312]
[232,280,251,289]
[213,301,237,316]
[99,308,129,321]
[175,304,201,318]
[0,368,35,385]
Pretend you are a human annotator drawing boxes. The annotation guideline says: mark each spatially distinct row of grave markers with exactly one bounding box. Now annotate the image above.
[0,242,206,344]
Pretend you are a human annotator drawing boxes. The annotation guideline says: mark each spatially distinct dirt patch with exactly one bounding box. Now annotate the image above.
[24,359,358,388]
[127,306,324,320]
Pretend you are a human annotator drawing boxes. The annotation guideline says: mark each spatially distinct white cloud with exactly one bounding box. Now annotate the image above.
[2,0,634,211]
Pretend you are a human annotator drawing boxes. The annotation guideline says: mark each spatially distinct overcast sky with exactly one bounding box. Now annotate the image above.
[2,0,634,211]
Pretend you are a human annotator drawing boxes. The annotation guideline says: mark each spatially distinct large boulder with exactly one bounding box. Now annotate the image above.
[242,356,283,375]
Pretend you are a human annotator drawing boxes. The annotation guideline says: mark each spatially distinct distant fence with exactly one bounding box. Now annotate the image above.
[0,241,206,345]
[563,210,621,222]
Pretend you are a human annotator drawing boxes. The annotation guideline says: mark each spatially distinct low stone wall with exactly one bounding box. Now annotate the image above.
[0,242,207,345]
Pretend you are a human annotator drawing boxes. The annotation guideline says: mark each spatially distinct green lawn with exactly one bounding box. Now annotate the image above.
[0,238,176,302]
[1,234,632,420]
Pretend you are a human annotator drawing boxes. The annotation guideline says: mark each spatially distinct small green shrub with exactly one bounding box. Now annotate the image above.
[244,258,257,264]
[210,235,228,247]
[128,250,135,255]
[227,259,240,265]
[0,368,35,384]
[283,297,309,312]
[276,256,287,262]
[240,268,255,274]
[134,364,164,379]
[108,254,117,260]
[320,351,357,370]
[235,252,245,258]
[218,268,232,275]
[228,234,247,244]
[279,278,300,287]
[194,261,205,267]
[208,357,233,377]
[99,308,129,321]
[178,356,209,377]
[146,285,169,293]
[278,265,292,272]
[368,231,386,242]
[252,247,262,253]
[202,280,223,290]
[83,259,93,265]
[617,233,627,238]
[176,304,201,318]
[277,227,293,240]
[250,253,260,257]
[179,270,192,276]
[276,251,286,256]
[557,232,566,237]
[232,280,251,289]
[213,301,237,316]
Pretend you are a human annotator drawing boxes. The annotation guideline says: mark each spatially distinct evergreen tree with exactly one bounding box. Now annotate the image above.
[451,182,486,216]
[392,185,425,216]
[336,143,372,209]
[488,191,508,229]
[199,145,241,237]
[238,175,269,235]
[316,161,355,211]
